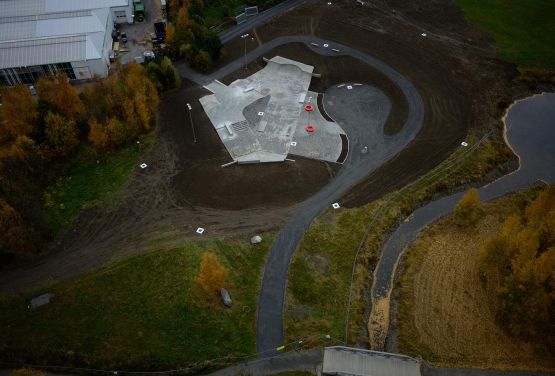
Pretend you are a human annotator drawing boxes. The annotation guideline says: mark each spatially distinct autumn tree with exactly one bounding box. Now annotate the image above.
[36,72,84,122]
[176,3,190,29]
[478,186,555,344]
[0,197,33,254]
[165,22,176,47]
[195,251,229,294]
[454,188,482,226]
[147,57,182,92]
[85,63,159,150]
[192,49,213,72]
[0,85,38,139]
[166,0,181,21]
[44,111,79,157]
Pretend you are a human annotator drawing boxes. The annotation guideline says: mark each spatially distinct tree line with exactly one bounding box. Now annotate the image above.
[456,186,555,347]
[165,0,223,72]
[478,186,555,347]
[0,61,180,256]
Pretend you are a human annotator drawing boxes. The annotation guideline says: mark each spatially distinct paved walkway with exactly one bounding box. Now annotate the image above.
[368,93,555,349]
[176,35,424,356]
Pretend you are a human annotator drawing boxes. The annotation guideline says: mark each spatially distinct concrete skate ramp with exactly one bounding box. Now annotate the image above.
[199,56,345,163]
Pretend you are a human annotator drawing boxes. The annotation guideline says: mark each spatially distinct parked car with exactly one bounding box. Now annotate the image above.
[120,32,128,43]
[143,50,155,61]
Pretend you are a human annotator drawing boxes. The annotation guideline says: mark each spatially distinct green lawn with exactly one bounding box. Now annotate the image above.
[286,201,384,344]
[455,0,555,69]
[0,237,271,370]
[285,134,513,345]
[42,133,154,233]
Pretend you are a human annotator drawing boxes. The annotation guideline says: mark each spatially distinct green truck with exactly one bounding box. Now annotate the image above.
[134,2,145,22]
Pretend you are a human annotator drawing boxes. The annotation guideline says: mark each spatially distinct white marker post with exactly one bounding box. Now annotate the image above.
[241,33,250,70]
[187,103,197,143]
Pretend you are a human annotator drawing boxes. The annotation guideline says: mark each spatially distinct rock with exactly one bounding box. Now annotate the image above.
[30,293,54,309]
[250,235,262,244]
[220,288,232,307]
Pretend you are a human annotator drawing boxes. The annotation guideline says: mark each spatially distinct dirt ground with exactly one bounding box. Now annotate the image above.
[395,196,555,371]
[0,0,519,292]
[163,80,340,210]
[218,0,515,206]
[167,41,411,209]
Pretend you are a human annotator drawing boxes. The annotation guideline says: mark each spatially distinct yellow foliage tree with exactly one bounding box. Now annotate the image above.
[165,22,176,47]
[478,186,555,342]
[195,251,229,294]
[454,188,482,226]
[44,111,79,157]
[0,85,37,139]
[85,62,159,150]
[37,72,84,122]
[177,3,190,28]
[88,118,109,150]
[106,117,127,146]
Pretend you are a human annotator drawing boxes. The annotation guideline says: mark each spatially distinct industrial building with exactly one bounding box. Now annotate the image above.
[0,0,134,87]
[322,347,422,376]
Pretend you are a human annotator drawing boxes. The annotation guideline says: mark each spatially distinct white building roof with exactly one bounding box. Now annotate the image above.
[0,0,127,17]
[0,0,127,69]
[322,347,421,376]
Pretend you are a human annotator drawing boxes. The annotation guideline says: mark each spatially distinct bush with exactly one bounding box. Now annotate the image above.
[147,57,182,92]
[44,111,79,157]
[454,188,482,226]
[191,49,213,72]
[195,251,229,295]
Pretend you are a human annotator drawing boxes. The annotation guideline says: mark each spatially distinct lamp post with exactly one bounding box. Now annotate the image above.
[241,33,250,71]
[187,103,197,143]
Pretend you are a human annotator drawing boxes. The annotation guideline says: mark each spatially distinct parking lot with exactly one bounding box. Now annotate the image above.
[114,0,161,64]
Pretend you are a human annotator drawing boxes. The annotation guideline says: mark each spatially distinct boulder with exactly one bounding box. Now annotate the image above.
[220,288,232,307]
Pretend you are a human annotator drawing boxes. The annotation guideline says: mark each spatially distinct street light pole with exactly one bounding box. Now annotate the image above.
[187,103,197,143]
[241,33,249,71]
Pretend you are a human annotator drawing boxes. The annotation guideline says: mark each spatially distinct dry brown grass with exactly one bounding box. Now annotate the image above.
[397,192,555,371]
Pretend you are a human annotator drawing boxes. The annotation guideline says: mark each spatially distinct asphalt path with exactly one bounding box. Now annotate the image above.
[218,0,307,44]
[372,93,555,304]
[176,35,425,355]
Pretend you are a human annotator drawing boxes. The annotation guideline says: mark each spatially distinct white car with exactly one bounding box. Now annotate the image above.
[143,50,155,60]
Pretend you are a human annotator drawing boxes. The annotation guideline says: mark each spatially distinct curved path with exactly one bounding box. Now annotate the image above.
[369,92,555,349]
[178,35,425,355]
[187,36,424,356]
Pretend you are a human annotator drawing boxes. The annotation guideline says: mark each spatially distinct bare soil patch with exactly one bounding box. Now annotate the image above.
[1,0,519,292]
[162,81,340,210]
[396,192,555,371]
[219,0,516,207]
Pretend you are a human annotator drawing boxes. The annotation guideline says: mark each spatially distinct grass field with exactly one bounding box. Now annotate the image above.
[285,133,512,345]
[396,188,555,371]
[42,133,154,234]
[285,200,384,344]
[455,0,555,69]
[0,237,271,371]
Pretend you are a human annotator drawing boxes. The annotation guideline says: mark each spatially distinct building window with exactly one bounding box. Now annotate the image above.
[0,70,11,87]
[55,62,76,80]
[14,67,34,85]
